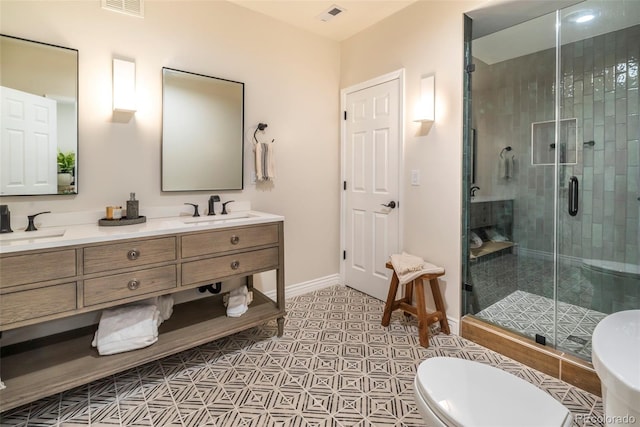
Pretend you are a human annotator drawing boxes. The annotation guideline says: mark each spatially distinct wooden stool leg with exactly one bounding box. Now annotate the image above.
[403,280,414,320]
[381,272,399,327]
[414,279,430,347]
[430,278,450,334]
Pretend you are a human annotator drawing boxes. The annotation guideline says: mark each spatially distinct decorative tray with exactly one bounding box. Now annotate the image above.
[98,216,146,227]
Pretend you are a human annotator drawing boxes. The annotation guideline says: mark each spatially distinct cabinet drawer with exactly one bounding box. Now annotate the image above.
[181,224,279,258]
[182,247,279,286]
[84,265,176,306]
[0,282,77,327]
[84,237,176,274]
[0,250,76,288]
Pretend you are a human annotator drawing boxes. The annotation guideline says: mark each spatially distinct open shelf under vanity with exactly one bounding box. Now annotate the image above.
[0,291,280,411]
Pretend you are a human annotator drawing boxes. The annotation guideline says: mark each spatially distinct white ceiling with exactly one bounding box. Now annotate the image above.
[228,0,418,41]
[473,0,640,64]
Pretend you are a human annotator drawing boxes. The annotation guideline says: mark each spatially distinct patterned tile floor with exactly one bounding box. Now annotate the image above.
[1,285,603,427]
[476,290,607,360]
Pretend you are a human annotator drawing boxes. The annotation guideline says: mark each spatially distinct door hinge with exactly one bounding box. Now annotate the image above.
[466,63,476,73]
[343,181,347,190]
[343,250,346,260]
[343,111,347,120]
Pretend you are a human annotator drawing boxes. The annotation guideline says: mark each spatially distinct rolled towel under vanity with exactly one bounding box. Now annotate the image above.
[92,304,161,356]
[224,285,252,317]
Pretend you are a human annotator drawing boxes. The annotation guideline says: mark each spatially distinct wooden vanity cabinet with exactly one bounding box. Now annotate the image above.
[0,221,285,412]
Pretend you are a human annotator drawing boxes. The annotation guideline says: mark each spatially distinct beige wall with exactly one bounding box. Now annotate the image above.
[0,1,341,289]
[2,0,483,327]
[341,0,480,324]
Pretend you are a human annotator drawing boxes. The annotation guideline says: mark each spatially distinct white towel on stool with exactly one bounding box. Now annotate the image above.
[92,304,160,356]
[390,252,445,285]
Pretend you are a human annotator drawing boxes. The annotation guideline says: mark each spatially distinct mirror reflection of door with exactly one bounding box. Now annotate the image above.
[0,35,78,195]
[1,86,57,195]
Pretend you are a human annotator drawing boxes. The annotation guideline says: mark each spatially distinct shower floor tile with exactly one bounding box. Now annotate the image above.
[476,289,607,359]
[0,285,602,426]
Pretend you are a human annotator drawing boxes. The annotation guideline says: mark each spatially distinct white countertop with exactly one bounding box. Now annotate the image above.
[0,210,284,254]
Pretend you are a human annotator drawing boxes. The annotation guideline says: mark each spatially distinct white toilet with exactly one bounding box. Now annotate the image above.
[413,357,573,427]
[592,310,640,427]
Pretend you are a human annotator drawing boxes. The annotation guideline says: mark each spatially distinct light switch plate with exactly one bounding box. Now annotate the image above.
[411,169,420,186]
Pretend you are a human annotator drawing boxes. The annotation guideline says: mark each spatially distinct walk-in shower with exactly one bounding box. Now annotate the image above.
[463,0,639,362]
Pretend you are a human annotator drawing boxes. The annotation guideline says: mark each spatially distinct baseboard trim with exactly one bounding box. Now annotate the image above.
[264,274,342,301]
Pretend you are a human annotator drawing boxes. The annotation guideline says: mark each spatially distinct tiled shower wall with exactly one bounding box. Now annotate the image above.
[473,24,639,264]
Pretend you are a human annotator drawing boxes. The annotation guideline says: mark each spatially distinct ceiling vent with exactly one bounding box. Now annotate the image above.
[102,0,144,18]
[317,4,346,22]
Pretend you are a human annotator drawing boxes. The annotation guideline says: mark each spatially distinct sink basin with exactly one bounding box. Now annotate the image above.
[0,228,66,243]
[182,212,254,225]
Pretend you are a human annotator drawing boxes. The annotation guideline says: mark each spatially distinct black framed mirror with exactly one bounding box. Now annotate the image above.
[0,34,78,196]
[161,67,244,192]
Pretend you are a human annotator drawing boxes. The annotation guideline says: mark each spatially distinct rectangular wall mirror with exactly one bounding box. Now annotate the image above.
[0,34,79,196]
[162,67,244,192]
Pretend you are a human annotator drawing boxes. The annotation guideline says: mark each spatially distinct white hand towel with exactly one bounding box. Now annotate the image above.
[508,156,515,179]
[224,285,250,317]
[139,295,174,324]
[266,143,276,180]
[390,252,445,285]
[390,252,425,275]
[0,379,5,390]
[156,295,174,323]
[255,142,264,181]
[226,295,248,317]
[92,305,160,356]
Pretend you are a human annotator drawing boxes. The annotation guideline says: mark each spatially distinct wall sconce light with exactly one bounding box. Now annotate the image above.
[112,58,136,112]
[414,74,435,122]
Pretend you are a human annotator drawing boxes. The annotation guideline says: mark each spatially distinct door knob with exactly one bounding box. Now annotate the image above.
[381,201,397,209]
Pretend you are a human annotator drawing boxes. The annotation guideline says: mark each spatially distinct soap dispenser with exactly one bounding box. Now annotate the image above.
[0,205,13,233]
[126,193,139,219]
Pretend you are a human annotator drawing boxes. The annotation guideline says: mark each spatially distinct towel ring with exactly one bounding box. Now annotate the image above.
[253,123,268,144]
[499,146,512,158]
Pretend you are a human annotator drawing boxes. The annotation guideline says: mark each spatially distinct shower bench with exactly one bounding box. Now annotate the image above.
[470,198,514,259]
[0,216,285,412]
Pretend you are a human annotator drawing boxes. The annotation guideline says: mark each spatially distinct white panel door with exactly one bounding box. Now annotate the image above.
[1,86,57,195]
[344,79,400,301]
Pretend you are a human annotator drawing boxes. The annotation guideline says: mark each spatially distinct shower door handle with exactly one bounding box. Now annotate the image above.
[568,176,579,217]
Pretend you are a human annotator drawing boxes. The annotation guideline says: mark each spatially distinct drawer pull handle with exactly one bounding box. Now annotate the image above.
[230,260,240,270]
[127,249,140,260]
[128,279,140,290]
[230,235,240,245]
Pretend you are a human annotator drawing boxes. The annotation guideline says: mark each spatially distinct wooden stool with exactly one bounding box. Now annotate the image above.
[381,261,450,347]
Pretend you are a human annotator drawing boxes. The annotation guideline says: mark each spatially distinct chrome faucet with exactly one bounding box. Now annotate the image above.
[26,211,51,231]
[470,185,480,197]
[208,195,220,215]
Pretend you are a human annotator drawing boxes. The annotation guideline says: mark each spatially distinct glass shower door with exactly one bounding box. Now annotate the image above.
[465,9,560,346]
[555,1,640,360]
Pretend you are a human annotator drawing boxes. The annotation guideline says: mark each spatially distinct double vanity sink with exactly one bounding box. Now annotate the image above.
[0,209,285,412]
[0,210,277,252]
